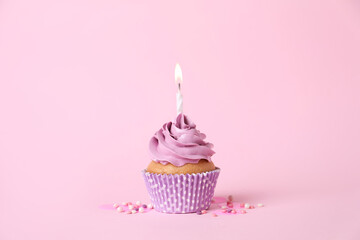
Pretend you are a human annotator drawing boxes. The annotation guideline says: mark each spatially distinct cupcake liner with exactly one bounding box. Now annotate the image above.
[142,168,220,214]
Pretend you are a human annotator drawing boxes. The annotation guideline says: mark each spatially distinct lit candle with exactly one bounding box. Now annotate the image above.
[175,63,183,114]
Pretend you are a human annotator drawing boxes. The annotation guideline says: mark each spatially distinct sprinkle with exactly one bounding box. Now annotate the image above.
[128,205,134,210]
[239,203,245,208]
[139,207,144,213]
[244,203,250,209]
[201,210,207,214]
[227,203,233,208]
[228,195,233,202]
[257,203,264,207]
[142,204,148,208]
[131,210,137,214]
[240,210,247,214]
[126,211,132,214]
[134,207,139,211]
[231,209,237,214]
[121,202,128,206]
[221,206,227,209]
[136,201,141,206]
[249,205,255,209]
[227,209,232,213]
[116,206,124,212]
[212,213,218,217]
[148,204,153,209]
[221,209,227,213]
[113,203,119,208]
[196,211,202,215]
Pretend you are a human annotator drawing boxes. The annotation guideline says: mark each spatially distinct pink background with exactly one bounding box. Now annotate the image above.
[1,0,360,239]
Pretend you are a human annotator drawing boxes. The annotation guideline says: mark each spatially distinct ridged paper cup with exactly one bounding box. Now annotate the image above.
[142,168,220,214]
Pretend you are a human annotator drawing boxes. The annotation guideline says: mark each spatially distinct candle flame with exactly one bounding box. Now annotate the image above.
[175,63,183,85]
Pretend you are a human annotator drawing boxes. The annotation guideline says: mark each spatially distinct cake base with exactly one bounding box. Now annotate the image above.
[146,159,215,175]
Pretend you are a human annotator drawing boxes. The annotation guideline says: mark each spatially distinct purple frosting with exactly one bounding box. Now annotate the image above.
[149,113,215,167]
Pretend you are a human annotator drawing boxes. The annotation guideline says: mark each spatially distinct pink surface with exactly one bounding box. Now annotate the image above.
[1,0,360,239]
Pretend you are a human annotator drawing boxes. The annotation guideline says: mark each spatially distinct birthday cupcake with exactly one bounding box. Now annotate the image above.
[142,113,220,213]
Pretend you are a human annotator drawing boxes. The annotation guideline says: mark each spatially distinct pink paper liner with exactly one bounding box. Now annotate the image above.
[142,168,220,214]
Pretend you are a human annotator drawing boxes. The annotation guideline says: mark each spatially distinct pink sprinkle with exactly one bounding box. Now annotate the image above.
[249,205,255,209]
[231,209,237,214]
[240,210,247,214]
[221,209,227,213]
[239,203,245,208]
[126,211,132,214]
[212,213,218,217]
[201,210,207,214]
[228,195,233,202]
[113,203,119,208]
[227,203,233,208]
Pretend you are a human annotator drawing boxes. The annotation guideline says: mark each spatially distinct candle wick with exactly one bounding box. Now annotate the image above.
[178,83,181,91]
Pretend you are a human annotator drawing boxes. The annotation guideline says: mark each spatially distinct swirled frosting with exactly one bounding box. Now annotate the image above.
[149,113,215,166]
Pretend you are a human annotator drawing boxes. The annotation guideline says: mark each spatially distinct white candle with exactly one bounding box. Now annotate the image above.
[175,63,183,114]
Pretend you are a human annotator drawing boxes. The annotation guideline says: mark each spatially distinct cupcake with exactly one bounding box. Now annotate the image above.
[142,113,220,213]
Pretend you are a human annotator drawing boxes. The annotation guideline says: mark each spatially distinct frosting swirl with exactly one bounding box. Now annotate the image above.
[149,113,215,166]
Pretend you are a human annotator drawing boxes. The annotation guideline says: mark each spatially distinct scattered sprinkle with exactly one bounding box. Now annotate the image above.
[110,198,264,217]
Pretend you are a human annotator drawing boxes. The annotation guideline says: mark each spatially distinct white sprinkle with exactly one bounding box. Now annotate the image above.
[121,202,127,206]
[136,201,141,206]
[131,210,137,214]
[128,205,134,210]
[113,203,119,208]
[221,206,227,209]
[116,206,123,212]
[139,207,144,213]
[244,203,250,209]
[148,204,153,209]
[257,203,264,207]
